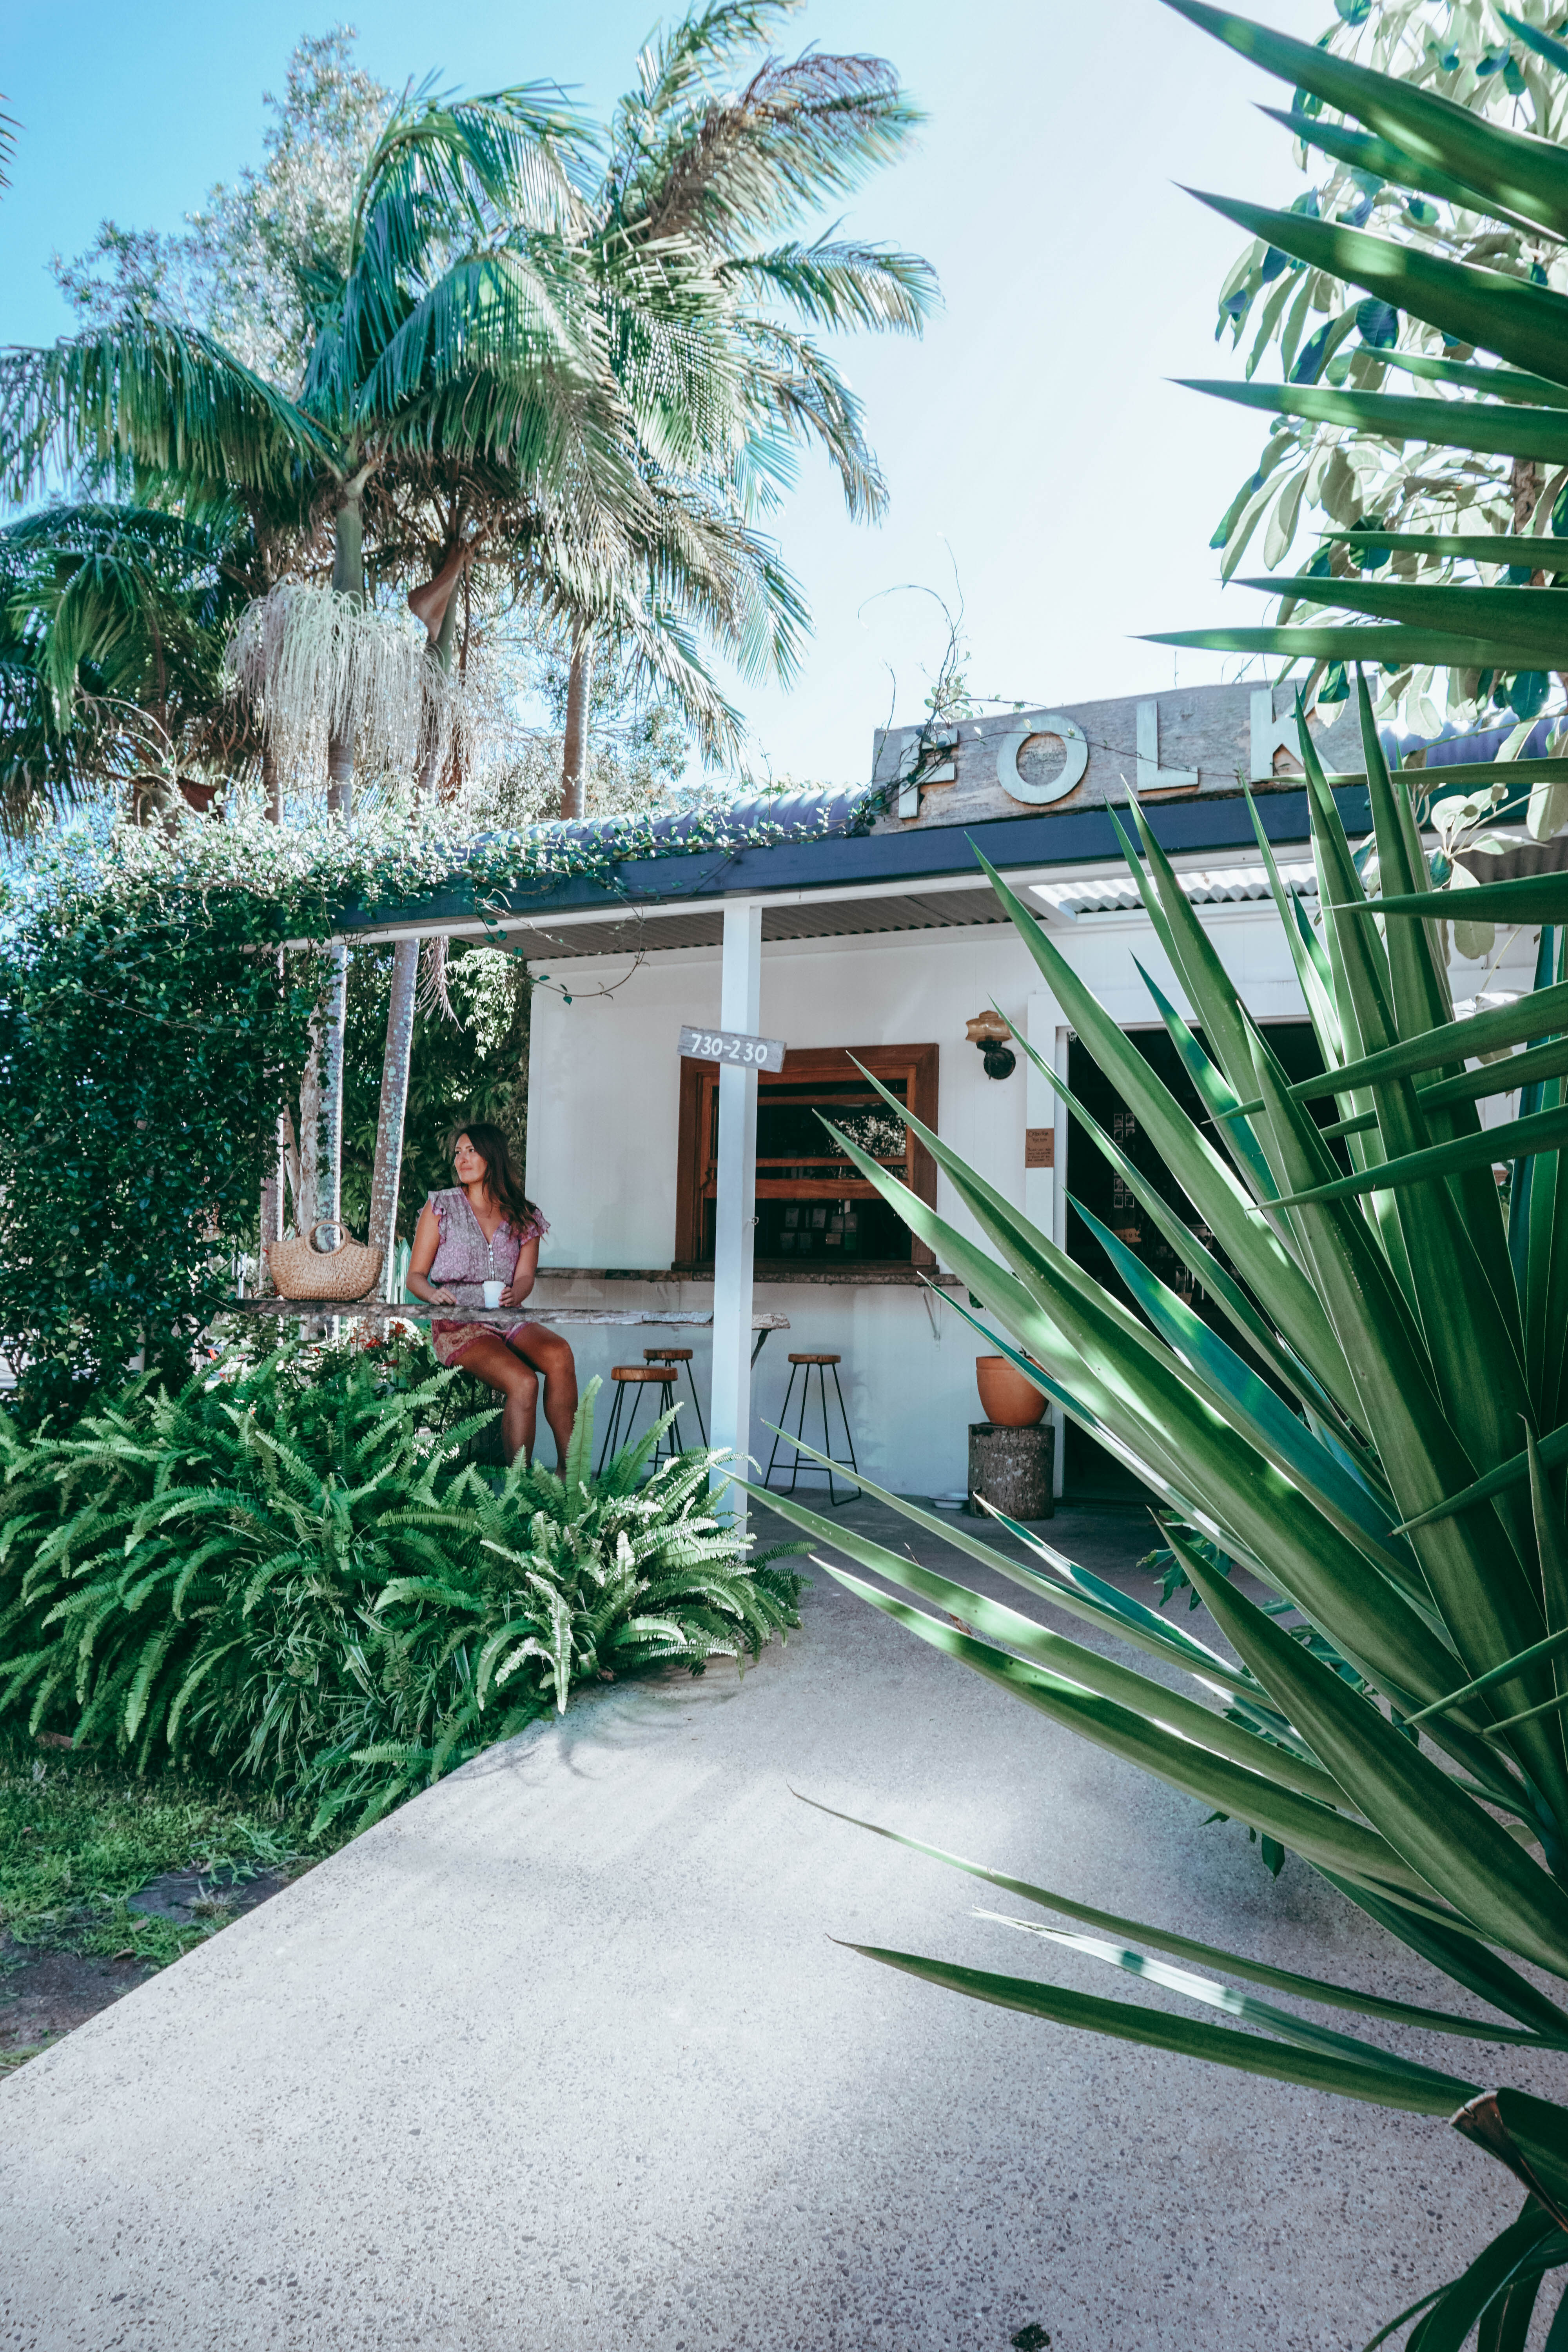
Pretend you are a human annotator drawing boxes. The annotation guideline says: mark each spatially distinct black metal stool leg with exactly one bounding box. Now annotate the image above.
[596,1378,628,1475]
[832,1355,860,1496]
[599,1378,655,1475]
[763,1361,801,1488]
[809,1363,830,1505]
[829,1361,861,1504]
[653,1377,678,1468]
[684,1363,708,1449]
[817,1363,857,1508]
[622,1380,655,1468]
[787,1355,815,1495]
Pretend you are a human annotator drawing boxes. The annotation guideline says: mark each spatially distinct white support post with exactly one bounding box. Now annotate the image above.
[1051,1024,1070,1499]
[710,899,762,1534]
[1027,992,1071,1501]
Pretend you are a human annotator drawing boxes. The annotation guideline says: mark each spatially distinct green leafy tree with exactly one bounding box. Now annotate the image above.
[0,499,270,836]
[1168,0,1568,759]
[4,67,619,811]
[5,8,934,1315]
[1203,0,1568,737]
[5,64,618,1258]
[51,32,394,392]
[31,11,937,820]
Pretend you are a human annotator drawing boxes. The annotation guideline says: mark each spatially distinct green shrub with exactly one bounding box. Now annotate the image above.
[0,1339,803,1833]
[0,854,320,1424]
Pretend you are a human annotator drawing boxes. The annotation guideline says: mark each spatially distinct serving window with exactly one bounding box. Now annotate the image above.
[675,1044,938,1270]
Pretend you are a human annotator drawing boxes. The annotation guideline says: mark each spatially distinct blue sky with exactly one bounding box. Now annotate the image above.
[1,0,1326,784]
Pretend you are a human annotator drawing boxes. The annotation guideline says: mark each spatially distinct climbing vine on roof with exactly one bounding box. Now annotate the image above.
[0,788,867,1421]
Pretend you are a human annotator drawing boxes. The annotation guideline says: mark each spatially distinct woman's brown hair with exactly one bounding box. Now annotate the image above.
[447,1123,538,1229]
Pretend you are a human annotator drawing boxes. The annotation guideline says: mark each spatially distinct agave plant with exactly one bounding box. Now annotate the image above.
[0,1347,802,1836]
[748,678,1568,2343]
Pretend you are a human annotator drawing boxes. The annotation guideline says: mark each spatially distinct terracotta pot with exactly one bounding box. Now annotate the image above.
[975,1353,1047,1428]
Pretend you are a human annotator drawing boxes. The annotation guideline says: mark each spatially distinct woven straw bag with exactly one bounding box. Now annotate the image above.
[267,1220,383,1302]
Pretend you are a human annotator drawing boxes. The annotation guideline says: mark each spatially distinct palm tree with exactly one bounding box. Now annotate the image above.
[281,3,933,1263]
[0,82,616,800]
[0,79,617,1244]
[542,0,936,815]
[0,7,935,1259]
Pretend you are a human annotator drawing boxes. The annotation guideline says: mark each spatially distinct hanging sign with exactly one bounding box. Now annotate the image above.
[679,1023,786,1072]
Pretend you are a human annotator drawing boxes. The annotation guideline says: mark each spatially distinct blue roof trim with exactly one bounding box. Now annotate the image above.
[339,784,1373,935]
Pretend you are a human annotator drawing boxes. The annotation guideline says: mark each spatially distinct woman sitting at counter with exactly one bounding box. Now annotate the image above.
[406,1123,578,1467]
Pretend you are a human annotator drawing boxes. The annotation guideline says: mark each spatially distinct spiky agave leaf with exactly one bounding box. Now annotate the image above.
[775,726,1568,2335]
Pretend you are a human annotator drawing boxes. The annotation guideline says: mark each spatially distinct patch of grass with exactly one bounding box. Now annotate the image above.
[0,2037,57,2074]
[0,1729,329,1967]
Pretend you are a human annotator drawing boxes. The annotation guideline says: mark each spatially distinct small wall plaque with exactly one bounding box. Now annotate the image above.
[679,1023,786,1072]
[1025,1127,1055,1169]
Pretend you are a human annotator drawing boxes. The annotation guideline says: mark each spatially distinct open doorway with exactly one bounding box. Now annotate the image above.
[1062,1022,1330,1503]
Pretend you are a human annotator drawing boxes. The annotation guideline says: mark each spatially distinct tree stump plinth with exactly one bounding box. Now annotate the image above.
[967,1421,1054,1520]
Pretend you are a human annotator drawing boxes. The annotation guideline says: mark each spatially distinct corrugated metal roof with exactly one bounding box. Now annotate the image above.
[761,886,1009,941]
[1032,859,1320,918]
[507,884,1015,962]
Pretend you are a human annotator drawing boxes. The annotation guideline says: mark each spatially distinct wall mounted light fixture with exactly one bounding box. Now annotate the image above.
[965,1010,1016,1080]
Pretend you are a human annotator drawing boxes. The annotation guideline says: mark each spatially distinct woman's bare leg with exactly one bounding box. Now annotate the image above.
[453,1334,539,1463]
[510,1326,579,1467]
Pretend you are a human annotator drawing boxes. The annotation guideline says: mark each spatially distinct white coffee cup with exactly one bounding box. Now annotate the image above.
[482,1279,504,1310]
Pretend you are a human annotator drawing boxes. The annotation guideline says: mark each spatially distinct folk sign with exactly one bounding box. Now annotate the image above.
[679,1023,786,1073]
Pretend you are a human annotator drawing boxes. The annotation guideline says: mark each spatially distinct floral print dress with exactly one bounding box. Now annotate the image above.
[425,1187,550,1367]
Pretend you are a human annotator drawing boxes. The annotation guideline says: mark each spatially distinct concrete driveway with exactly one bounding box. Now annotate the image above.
[0,1501,1528,2352]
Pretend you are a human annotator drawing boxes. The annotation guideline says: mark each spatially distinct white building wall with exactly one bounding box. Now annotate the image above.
[524,889,1542,1497]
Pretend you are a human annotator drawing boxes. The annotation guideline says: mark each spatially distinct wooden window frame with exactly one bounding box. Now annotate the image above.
[675,1043,939,1270]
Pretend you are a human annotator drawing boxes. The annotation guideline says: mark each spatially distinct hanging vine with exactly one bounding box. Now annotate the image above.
[0,785,868,1421]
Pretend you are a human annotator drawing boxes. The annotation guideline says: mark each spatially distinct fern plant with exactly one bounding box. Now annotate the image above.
[0,1343,802,1834]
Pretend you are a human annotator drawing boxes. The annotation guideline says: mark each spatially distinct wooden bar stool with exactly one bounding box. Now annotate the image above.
[597,1364,678,1475]
[642,1347,707,1447]
[763,1352,862,1507]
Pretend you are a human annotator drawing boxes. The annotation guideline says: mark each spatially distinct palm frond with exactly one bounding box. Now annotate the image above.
[615,29,925,250]
[0,325,331,505]
[737,316,887,520]
[718,236,935,334]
